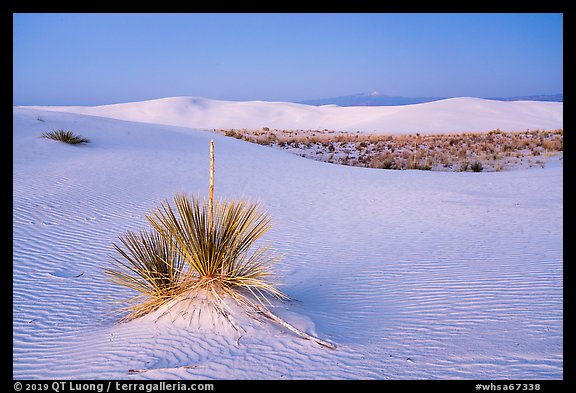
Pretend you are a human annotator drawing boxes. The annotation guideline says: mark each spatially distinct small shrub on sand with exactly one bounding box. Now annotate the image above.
[40,129,90,144]
[470,161,484,172]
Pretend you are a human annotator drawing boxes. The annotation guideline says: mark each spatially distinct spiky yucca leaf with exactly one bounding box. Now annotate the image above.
[105,230,188,321]
[40,129,90,144]
[147,194,287,307]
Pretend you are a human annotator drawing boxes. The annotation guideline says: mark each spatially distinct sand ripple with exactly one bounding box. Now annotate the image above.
[13,108,562,379]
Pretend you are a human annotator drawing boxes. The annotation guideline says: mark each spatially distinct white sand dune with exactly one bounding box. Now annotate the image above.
[23,96,563,134]
[13,103,562,379]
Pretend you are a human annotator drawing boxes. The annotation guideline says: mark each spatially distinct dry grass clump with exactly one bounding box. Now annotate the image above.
[212,127,563,172]
[40,129,90,144]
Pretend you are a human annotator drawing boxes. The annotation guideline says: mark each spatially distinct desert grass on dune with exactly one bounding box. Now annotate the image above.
[213,128,563,172]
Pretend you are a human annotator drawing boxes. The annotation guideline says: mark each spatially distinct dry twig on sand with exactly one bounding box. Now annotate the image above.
[255,305,336,350]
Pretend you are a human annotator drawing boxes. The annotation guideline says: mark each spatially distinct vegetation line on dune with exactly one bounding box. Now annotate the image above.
[212,127,563,172]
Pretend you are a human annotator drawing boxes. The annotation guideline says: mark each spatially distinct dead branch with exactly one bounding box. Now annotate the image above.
[255,305,336,350]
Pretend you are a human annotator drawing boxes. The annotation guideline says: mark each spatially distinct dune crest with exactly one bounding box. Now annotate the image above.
[22,96,563,134]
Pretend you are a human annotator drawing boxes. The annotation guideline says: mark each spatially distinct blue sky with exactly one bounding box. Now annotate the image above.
[13,13,563,105]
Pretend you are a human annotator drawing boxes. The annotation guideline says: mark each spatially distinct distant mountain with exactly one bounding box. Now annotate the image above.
[487,93,563,102]
[299,92,447,106]
[299,92,563,107]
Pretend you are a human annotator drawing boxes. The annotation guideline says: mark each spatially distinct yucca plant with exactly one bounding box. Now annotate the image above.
[106,194,286,322]
[105,140,336,349]
[40,129,90,144]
